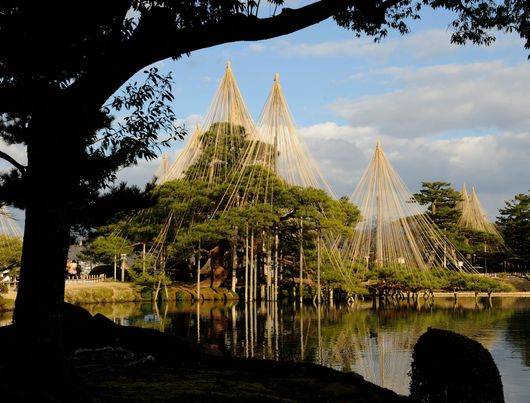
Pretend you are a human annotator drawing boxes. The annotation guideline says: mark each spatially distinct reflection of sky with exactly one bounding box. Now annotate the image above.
[493,329,530,403]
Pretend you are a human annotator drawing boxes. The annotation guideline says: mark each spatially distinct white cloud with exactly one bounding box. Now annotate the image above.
[276,29,466,62]
[275,28,525,63]
[116,158,160,188]
[0,143,27,171]
[174,114,203,131]
[299,122,530,220]
[329,62,530,138]
[248,43,266,53]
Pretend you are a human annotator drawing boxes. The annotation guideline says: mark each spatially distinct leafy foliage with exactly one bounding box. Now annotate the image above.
[0,234,22,274]
[497,190,530,267]
[363,265,511,293]
[413,181,461,231]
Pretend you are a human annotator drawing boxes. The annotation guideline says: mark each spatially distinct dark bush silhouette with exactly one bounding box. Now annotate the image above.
[410,328,504,403]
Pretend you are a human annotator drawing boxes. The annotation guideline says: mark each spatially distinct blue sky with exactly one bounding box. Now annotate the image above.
[2,4,530,225]
[116,7,529,221]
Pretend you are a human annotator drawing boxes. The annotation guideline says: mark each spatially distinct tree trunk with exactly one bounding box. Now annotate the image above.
[12,121,75,400]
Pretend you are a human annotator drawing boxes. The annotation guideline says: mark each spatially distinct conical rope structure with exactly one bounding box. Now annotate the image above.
[154,154,170,183]
[106,62,262,278]
[0,205,23,266]
[207,73,356,302]
[458,184,503,238]
[255,73,334,195]
[217,72,335,212]
[171,61,258,186]
[334,141,476,286]
[0,206,21,237]
[457,183,469,212]
[157,125,202,184]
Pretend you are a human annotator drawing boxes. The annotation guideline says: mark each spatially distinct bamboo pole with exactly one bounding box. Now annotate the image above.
[266,231,272,301]
[197,240,201,302]
[231,226,238,292]
[142,242,146,274]
[245,224,249,303]
[253,233,258,302]
[250,231,255,302]
[274,228,279,301]
[299,216,303,305]
[317,225,321,306]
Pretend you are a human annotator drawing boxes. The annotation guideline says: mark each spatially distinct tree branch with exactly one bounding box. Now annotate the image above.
[143,0,365,60]
[0,150,26,175]
[70,0,389,107]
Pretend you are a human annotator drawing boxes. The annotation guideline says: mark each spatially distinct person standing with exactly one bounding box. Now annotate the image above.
[68,260,78,279]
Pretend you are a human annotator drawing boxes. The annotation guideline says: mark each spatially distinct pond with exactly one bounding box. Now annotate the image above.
[2,296,529,401]
[77,296,530,402]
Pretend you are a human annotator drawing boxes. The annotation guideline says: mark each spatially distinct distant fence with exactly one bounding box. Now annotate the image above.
[65,274,107,284]
[486,272,530,279]
[0,279,18,292]
[1,275,108,294]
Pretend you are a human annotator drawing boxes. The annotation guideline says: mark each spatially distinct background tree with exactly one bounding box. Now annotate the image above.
[497,191,530,270]
[2,0,530,399]
[413,181,461,232]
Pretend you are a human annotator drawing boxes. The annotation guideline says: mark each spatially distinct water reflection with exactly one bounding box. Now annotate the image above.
[2,297,529,401]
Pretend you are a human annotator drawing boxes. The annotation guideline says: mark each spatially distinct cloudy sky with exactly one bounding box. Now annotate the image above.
[2,4,529,224]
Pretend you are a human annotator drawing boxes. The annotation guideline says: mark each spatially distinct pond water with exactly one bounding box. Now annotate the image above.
[82,296,530,402]
[2,297,529,401]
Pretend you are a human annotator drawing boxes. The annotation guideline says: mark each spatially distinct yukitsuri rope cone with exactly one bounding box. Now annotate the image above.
[0,205,22,258]
[0,206,22,269]
[217,72,335,212]
[161,61,258,186]
[117,62,262,278]
[157,125,202,184]
[334,141,476,286]
[256,73,334,194]
[458,184,503,238]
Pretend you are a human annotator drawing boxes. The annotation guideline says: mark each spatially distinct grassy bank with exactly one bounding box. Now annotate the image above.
[1,281,239,311]
[0,294,15,311]
[64,281,238,305]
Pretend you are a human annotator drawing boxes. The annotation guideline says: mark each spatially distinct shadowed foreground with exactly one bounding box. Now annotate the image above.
[0,303,406,402]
